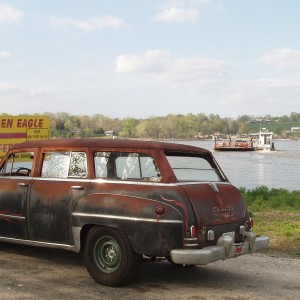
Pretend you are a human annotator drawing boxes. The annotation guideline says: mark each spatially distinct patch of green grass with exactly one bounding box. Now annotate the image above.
[251,211,300,257]
[239,186,300,257]
[239,186,300,211]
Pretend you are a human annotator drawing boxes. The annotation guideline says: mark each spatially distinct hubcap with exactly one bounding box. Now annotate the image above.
[94,236,121,273]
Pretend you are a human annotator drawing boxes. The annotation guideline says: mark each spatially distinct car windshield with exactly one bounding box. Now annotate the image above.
[166,154,222,182]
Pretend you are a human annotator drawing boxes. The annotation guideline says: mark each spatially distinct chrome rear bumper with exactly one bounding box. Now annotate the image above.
[170,233,269,265]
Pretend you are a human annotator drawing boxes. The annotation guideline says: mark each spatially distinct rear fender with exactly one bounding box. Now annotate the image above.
[72,193,184,255]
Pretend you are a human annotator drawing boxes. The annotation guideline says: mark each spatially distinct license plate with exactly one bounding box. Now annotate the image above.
[222,231,235,239]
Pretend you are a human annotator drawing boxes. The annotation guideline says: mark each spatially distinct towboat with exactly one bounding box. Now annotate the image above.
[250,129,275,151]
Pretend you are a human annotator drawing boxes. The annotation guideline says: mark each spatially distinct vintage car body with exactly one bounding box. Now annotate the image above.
[0,139,269,286]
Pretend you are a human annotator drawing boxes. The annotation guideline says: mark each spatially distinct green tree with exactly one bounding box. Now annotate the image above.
[119,117,139,138]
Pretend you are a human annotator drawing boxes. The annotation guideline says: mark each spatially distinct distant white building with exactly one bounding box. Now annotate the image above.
[105,130,118,139]
[291,127,300,133]
[105,130,115,136]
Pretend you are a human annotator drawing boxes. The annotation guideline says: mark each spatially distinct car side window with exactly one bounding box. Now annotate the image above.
[0,152,34,176]
[42,151,87,178]
[94,152,161,182]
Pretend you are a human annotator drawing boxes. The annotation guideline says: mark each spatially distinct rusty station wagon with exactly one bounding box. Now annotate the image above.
[0,139,269,286]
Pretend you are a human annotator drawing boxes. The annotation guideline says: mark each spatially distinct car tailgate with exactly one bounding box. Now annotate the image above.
[179,182,248,227]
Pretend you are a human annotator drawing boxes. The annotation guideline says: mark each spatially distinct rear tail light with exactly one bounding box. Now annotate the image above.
[190,225,196,237]
[250,218,254,228]
[235,244,243,255]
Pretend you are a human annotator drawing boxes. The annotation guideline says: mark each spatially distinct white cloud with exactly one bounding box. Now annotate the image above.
[153,0,211,23]
[27,89,48,97]
[49,15,128,31]
[0,82,17,94]
[153,7,199,23]
[116,50,230,91]
[216,76,300,115]
[257,78,293,88]
[0,4,23,24]
[116,50,172,73]
[0,81,49,101]
[114,48,300,117]
[261,48,300,70]
[0,51,11,59]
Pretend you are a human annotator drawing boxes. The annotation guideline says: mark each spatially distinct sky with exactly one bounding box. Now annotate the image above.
[1,0,300,119]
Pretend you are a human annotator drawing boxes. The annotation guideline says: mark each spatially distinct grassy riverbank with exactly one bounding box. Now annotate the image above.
[240,186,300,257]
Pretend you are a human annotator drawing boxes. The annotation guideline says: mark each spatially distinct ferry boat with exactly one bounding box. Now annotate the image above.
[214,139,254,151]
[213,129,275,151]
[250,129,275,151]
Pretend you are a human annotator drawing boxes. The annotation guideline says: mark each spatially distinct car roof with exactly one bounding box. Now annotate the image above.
[12,138,211,154]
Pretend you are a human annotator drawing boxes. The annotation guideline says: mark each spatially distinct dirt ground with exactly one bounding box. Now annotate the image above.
[0,243,299,300]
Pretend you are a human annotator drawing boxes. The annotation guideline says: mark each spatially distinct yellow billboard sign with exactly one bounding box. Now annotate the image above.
[0,116,50,159]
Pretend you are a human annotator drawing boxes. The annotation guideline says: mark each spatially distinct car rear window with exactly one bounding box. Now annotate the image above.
[166,154,221,182]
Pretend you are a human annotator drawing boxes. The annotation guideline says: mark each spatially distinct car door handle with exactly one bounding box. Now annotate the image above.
[17,183,28,187]
[71,185,84,190]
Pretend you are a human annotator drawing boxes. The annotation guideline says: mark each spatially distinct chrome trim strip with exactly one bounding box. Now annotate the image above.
[184,237,198,241]
[72,212,183,224]
[0,227,82,253]
[0,176,33,180]
[33,177,90,182]
[90,179,231,186]
[1,175,230,186]
[0,237,78,252]
[177,181,231,186]
[90,178,167,186]
[183,243,199,247]
[0,214,25,220]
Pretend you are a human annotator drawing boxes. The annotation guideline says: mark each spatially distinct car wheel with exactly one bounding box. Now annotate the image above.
[84,227,142,286]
